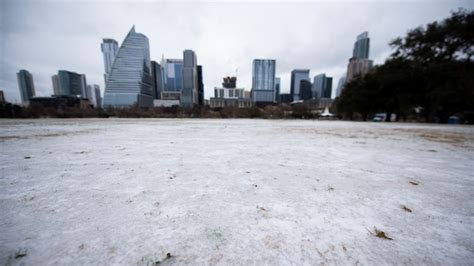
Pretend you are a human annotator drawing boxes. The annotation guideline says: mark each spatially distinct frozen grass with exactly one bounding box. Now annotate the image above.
[0,119,473,264]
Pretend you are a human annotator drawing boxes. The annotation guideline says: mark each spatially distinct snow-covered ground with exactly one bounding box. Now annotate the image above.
[0,119,473,265]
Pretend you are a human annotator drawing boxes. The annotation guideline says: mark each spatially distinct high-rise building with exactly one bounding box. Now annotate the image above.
[197,65,204,106]
[346,58,373,82]
[101,39,119,83]
[274,77,281,103]
[17,70,36,103]
[0,91,6,104]
[336,76,346,98]
[103,26,154,108]
[353,31,370,59]
[86,84,101,108]
[151,61,165,99]
[346,32,373,82]
[52,70,87,97]
[181,50,198,107]
[300,80,313,101]
[162,58,183,92]
[251,59,276,104]
[290,69,310,101]
[210,77,252,108]
[312,74,332,99]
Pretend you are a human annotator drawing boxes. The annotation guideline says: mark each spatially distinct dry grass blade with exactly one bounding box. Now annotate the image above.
[409,181,419,186]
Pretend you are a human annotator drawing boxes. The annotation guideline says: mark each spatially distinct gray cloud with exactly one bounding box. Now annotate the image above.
[1,0,473,103]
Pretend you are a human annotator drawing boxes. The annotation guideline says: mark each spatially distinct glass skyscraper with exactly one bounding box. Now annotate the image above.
[181,50,198,107]
[103,26,154,108]
[101,39,119,83]
[352,31,370,59]
[163,59,184,92]
[251,59,276,104]
[290,69,310,101]
[52,70,87,97]
[17,69,36,103]
[312,74,332,99]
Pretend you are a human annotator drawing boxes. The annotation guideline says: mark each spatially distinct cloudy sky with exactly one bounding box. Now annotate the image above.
[1,0,473,102]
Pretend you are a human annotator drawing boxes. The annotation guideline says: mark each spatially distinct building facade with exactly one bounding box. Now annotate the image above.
[336,76,346,98]
[353,31,370,59]
[251,59,276,104]
[274,77,281,103]
[312,74,333,99]
[52,70,87,97]
[101,38,119,83]
[103,26,154,108]
[163,58,183,92]
[181,50,198,107]
[17,70,36,104]
[210,77,252,108]
[86,84,102,108]
[197,65,204,106]
[290,69,310,101]
[346,58,373,82]
[151,61,165,100]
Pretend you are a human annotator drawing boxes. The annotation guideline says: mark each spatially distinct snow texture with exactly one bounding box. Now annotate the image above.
[0,119,473,265]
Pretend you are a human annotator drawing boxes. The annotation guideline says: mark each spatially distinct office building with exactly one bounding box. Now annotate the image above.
[336,76,346,97]
[101,39,119,83]
[197,65,204,106]
[290,69,310,101]
[151,61,165,99]
[274,77,281,102]
[162,58,183,92]
[52,70,87,97]
[210,77,252,108]
[251,59,276,104]
[17,70,36,104]
[181,50,198,107]
[86,84,102,108]
[300,80,313,101]
[353,31,370,59]
[346,58,373,82]
[312,74,332,99]
[103,26,154,108]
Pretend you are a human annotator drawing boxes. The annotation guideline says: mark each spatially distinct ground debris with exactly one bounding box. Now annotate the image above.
[401,205,412,212]
[367,227,393,240]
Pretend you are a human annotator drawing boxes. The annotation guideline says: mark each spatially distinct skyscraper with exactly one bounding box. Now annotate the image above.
[290,69,310,101]
[336,76,346,97]
[101,39,119,83]
[274,77,281,103]
[181,50,198,107]
[103,26,154,108]
[346,32,373,82]
[251,59,276,104]
[163,58,184,92]
[151,61,165,99]
[52,70,87,97]
[17,70,35,103]
[197,65,204,106]
[300,80,313,101]
[86,84,101,108]
[312,74,332,99]
[353,31,370,59]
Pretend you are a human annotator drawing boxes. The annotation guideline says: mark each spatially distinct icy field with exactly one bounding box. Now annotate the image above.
[0,119,473,265]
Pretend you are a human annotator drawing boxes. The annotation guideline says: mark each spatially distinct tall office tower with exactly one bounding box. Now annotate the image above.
[53,70,87,97]
[85,84,102,108]
[300,80,313,101]
[151,61,165,99]
[197,65,204,106]
[103,26,154,108]
[336,76,346,97]
[101,39,119,83]
[290,69,310,101]
[353,31,370,59]
[17,70,36,103]
[274,77,281,103]
[181,49,198,107]
[312,74,333,99]
[163,58,184,92]
[346,58,373,82]
[251,59,276,104]
[0,91,5,104]
[346,32,373,82]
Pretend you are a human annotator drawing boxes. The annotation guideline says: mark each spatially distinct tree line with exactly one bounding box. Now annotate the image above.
[335,9,474,123]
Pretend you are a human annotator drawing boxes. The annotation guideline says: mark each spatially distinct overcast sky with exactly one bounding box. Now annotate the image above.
[1,0,473,103]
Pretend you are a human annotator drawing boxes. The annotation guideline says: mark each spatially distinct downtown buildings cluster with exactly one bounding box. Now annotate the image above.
[10,26,373,111]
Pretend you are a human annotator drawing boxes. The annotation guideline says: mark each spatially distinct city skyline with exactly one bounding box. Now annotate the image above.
[1,0,473,103]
